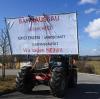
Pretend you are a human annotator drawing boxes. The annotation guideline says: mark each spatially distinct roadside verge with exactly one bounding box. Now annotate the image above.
[0,75,16,96]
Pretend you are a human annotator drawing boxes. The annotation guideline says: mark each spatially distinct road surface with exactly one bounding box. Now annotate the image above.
[0,69,19,76]
[0,73,100,99]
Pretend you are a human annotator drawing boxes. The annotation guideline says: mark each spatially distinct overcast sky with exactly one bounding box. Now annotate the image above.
[0,0,100,56]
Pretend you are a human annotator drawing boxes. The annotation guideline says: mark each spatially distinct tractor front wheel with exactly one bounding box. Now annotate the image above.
[16,66,34,93]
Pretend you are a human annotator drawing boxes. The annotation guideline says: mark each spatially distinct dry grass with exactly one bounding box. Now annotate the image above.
[77,60,100,75]
[0,75,16,93]
[86,61,100,75]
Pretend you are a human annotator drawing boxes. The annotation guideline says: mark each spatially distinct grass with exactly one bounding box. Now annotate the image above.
[86,61,100,75]
[0,75,16,94]
[77,60,100,75]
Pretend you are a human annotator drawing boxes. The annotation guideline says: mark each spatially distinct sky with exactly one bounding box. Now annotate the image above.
[0,0,100,56]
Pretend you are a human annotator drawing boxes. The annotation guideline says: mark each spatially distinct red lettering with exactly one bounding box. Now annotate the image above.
[32,48,44,53]
[19,15,59,24]
[46,48,62,53]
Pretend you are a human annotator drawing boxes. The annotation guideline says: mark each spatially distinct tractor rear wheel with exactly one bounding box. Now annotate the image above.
[50,67,67,98]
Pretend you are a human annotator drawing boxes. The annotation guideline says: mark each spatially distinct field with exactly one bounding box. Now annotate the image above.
[86,61,100,75]
[77,60,100,75]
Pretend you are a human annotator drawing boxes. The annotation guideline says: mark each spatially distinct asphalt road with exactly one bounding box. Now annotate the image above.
[0,69,19,76]
[0,73,100,99]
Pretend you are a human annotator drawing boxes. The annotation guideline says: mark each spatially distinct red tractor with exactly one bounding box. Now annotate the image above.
[16,55,77,98]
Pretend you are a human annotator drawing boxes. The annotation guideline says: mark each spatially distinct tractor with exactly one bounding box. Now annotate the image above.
[16,55,77,98]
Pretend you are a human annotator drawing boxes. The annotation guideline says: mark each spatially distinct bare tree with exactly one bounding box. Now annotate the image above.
[0,29,10,79]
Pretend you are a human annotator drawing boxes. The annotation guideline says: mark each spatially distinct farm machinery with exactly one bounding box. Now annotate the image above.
[16,55,77,98]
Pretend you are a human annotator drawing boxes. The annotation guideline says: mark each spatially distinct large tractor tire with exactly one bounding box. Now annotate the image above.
[50,67,67,98]
[68,67,77,88]
[16,66,34,93]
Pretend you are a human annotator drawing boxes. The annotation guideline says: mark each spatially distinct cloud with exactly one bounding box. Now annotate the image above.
[84,8,96,14]
[79,0,98,4]
[91,48,100,55]
[85,18,100,39]
[92,48,97,52]
[80,48,100,55]
[95,9,100,14]
[84,8,100,14]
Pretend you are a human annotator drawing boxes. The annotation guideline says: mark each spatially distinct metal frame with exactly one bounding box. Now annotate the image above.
[5,18,13,55]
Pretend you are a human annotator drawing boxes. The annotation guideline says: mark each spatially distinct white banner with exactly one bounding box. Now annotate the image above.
[6,13,78,55]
